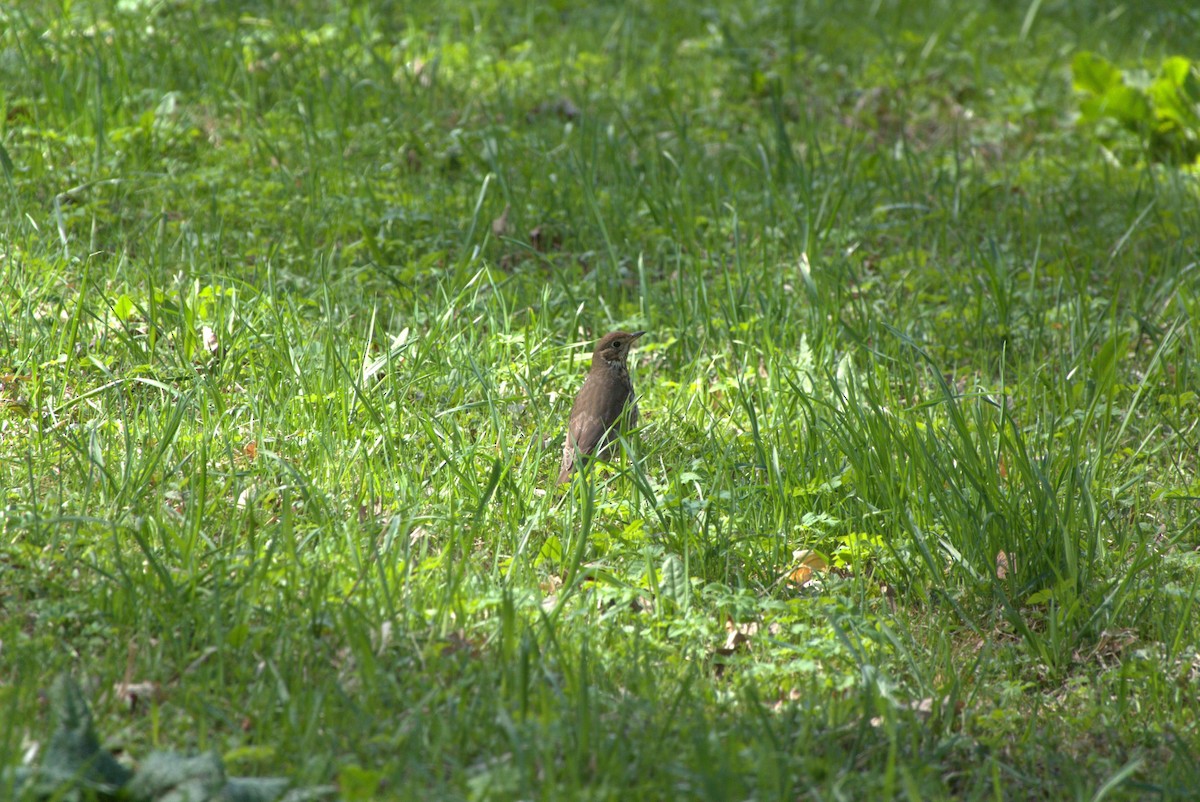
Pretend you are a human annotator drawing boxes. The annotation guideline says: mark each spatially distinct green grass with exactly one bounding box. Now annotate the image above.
[2,0,1199,799]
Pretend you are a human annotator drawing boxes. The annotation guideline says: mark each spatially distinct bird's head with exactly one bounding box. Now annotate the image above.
[592,330,645,366]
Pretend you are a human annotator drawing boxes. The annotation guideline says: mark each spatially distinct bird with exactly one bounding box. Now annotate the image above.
[557,330,646,484]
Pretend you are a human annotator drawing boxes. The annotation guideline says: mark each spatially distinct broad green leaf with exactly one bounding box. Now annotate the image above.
[1026,587,1053,606]
[536,535,563,566]
[124,751,225,801]
[1149,58,1200,130]
[337,764,386,802]
[658,554,688,608]
[1071,51,1121,95]
[1156,55,1193,88]
[35,675,133,794]
[114,294,135,322]
[1079,85,1153,128]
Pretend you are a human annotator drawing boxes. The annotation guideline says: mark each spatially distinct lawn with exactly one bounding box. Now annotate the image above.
[2,0,1199,799]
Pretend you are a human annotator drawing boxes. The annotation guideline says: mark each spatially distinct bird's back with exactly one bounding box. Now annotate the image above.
[557,368,635,482]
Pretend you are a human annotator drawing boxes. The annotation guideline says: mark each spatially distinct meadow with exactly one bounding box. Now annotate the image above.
[2,0,1199,798]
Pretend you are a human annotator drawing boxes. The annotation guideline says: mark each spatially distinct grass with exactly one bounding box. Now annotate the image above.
[2,0,1199,798]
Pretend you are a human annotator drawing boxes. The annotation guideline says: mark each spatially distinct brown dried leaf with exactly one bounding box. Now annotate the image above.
[408,58,432,88]
[787,549,828,587]
[235,486,255,511]
[995,550,1011,580]
[1074,628,1138,666]
[0,373,31,413]
[491,203,511,238]
[629,594,654,613]
[375,620,394,654]
[770,687,804,712]
[113,681,164,712]
[717,617,760,656]
[440,630,481,659]
[881,582,897,614]
[201,325,220,358]
[529,225,560,252]
[869,696,961,727]
[529,97,581,121]
[557,98,581,119]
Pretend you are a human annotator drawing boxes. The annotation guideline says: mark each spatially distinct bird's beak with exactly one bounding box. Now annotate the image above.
[630,330,646,340]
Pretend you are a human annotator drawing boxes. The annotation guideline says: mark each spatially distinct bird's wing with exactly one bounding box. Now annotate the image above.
[558,374,635,483]
[558,411,610,483]
[570,409,610,455]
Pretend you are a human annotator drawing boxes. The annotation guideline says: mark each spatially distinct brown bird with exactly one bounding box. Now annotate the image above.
[558,330,646,484]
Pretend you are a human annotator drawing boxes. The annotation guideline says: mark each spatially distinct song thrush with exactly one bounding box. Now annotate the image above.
[557,330,645,483]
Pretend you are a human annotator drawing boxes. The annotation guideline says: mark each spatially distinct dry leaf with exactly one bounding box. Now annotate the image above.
[555,98,581,120]
[881,582,896,614]
[529,97,581,121]
[718,617,760,656]
[793,549,827,569]
[374,620,393,654]
[870,696,961,727]
[440,630,481,659]
[1075,628,1137,666]
[405,147,422,172]
[529,225,560,252]
[770,687,804,712]
[113,681,164,712]
[201,325,220,358]
[408,58,432,88]
[787,549,828,587]
[629,595,654,614]
[236,485,255,510]
[491,204,511,238]
[789,564,815,586]
[0,374,31,413]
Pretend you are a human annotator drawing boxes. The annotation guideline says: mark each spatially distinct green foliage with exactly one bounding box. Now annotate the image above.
[1073,51,1200,167]
[7,677,318,802]
[9,676,133,799]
